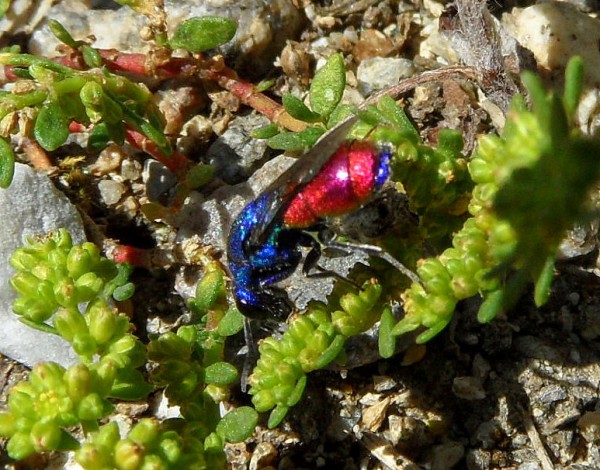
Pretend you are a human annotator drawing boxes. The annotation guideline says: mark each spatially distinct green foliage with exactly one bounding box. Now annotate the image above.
[0,135,14,188]
[248,56,600,424]
[2,236,254,468]
[0,0,9,18]
[170,17,237,53]
[0,230,153,460]
[393,56,600,341]
[249,281,384,427]
[0,49,169,184]
[0,14,239,189]
[256,53,348,150]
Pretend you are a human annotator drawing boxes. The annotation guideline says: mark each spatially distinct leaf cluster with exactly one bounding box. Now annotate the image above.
[2,234,256,469]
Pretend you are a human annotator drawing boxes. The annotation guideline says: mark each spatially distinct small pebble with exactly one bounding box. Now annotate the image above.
[452,376,486,400]
[98,179,125,205]
[356,57,415,96]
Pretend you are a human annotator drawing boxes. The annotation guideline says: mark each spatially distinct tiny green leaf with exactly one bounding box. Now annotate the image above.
[252,123,279,139]
[34,101,70,151]
[477,289,504,323]
[88,122,125,151]
[310,53,346,118]
[81,45,103,68]
[255,79,275,93]
[186,163,214,189]
[217,307,244,337]
[267,126,325,151]
[170,17,237,53]
[0,136,15,188]
[216,406,258,443]
[112,283,135,301]
[378,306,396,359]
[267,405,289,429]
[205,362,238,386]
[563,55,584,121]
[376,96,420,143]
[533,255,555,307]
[47,19,78,47]
[326,103,356,128]
[282,94,322,123]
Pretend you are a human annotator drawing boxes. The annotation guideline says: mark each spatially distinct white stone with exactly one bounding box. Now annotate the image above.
[0,163,84,368]
[503,3,600,88]
[357,57,415,96]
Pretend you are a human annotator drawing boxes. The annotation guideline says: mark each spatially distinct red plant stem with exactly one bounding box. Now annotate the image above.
[22,139,53,171]
[123,127,192,180]
[111,244,152,268]
[70,121,193,180]
[3,48,305,132]
[202,59,307,132]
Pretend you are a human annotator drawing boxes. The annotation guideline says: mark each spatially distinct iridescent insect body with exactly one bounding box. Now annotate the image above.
[227,119,393,319]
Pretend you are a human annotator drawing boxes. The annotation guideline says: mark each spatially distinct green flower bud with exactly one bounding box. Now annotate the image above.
[47,249,69,272]
[80,81,105,123]
[30,362,66,392]
[275,360,302,385]
[73,332,97,358]
[74,272,104,303]
[65,364,92,401]
[158,435,182,464]
[9,272,39,297]
[77,393,109,421]
[30,261,54,282]
[0,412,16,437]
[254,372,279,389]
[31,420,62,451]
[54,277,77,308]
[95,421,121,449]
[88,301,117,345]
[7,390,36,418]
[93,358,117,393]
[54,307,88,342]
[287,316,316,341]
[278,335,303,358]
[108,335,146,368]
[9,250,40,271]
[251,389,276,412]
[76,442,114,469]
[6,431,36,460]
[147,332,191,361]
[176,325,197,344]
[54,229,73,250]
[12,296,53,323]
[66,245,95,279]
[271,383,295,404]
[129,418,159,447]
[114,438,143,470]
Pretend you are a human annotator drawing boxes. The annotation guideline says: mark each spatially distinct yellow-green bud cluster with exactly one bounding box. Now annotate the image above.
[392,57,600,342]
[9,228,122,323]
[0,362,112,459]
[2,229,152,460]
[76,419,212,470]
[393,129,473,245]
[249,281,383,428]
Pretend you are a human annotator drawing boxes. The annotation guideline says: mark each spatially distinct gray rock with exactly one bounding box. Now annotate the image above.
[205,113,274,184]
[356,57,415,97]
[29,0,304,76]
[0,163,84,368]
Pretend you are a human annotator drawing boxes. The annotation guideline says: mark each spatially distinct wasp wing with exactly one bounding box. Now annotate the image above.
[248,115,359,246]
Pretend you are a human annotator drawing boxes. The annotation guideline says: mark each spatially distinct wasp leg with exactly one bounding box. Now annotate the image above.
[317,227,421,284]
[295,231,361,287]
